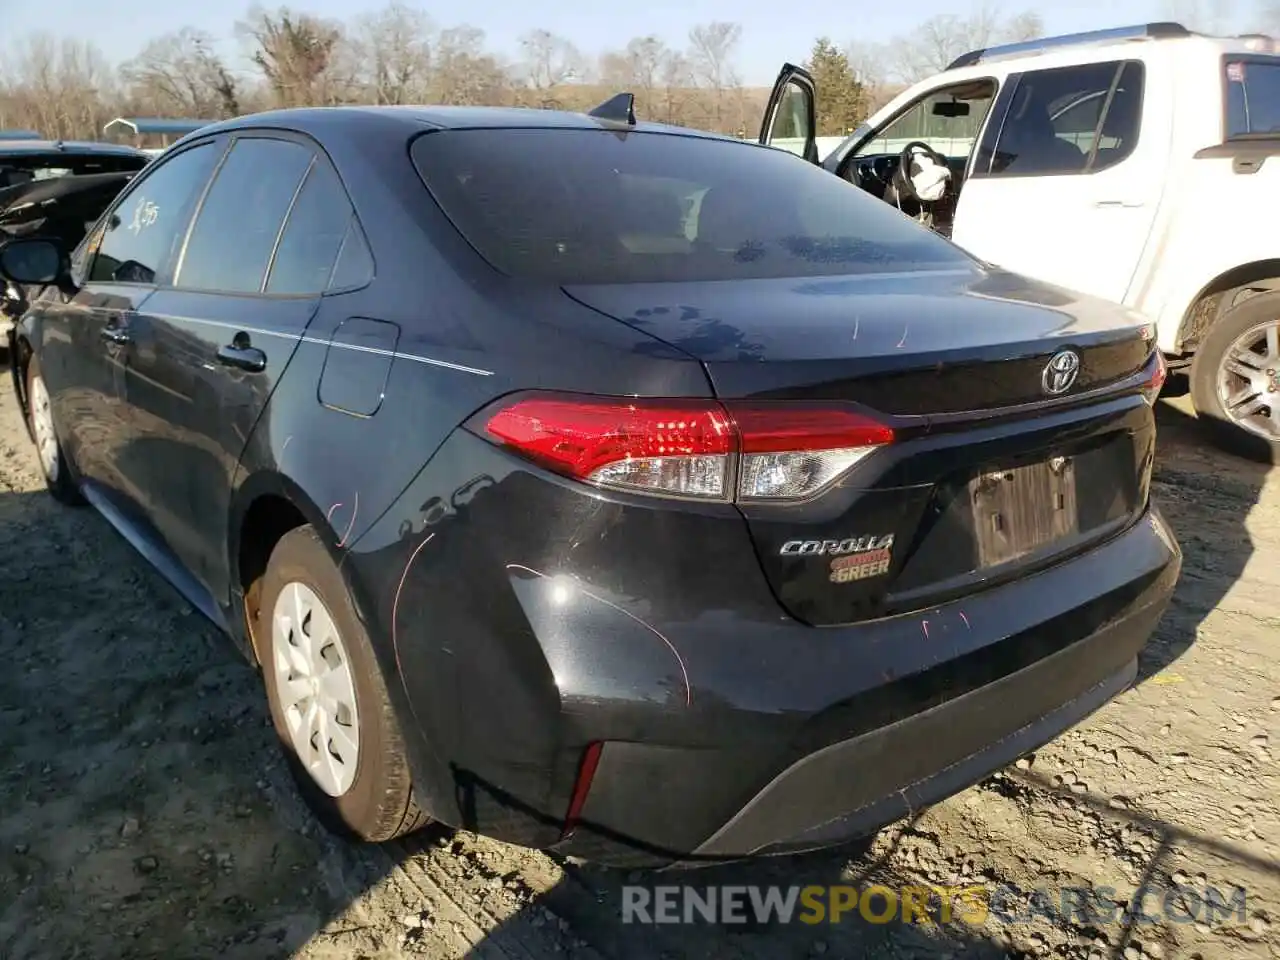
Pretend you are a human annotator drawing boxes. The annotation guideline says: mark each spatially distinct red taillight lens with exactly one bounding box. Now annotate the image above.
[1142,350,1167,405]
[481,394,894,502]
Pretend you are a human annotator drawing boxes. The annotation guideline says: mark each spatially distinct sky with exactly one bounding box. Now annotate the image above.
[0,0,1238,86]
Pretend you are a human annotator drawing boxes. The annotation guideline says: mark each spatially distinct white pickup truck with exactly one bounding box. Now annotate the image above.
[761,22,1280,461]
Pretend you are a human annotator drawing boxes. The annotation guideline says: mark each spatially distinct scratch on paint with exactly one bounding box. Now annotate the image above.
[280,435,293,463]
[921,619,930,640]
[337,491,360,548]
[391,533,437,659]
[326,502,343,524]
[851,316,860,341]
[896,322,909,349]
[506,563,692,708]
[959,610,970,630]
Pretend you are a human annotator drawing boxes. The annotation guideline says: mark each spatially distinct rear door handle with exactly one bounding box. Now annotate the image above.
[1093,199,1146,208]
[217,332,267,373]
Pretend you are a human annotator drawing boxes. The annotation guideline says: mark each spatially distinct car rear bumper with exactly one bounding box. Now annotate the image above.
[349,434,1180,866]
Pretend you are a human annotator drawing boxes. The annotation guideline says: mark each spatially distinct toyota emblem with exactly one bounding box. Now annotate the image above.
[1042,349,1081,395]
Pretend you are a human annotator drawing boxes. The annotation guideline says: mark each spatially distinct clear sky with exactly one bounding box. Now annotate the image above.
[1,0,1230,86]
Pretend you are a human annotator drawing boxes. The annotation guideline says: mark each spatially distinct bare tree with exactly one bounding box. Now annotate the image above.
[120,29,240,119]
[347,1,433,104]
[431,26,512,106]
[518,29,586,105]
[0,33,117,139]
[236,5,348,107]
[886,4,1043,82]
[687,21,743,132]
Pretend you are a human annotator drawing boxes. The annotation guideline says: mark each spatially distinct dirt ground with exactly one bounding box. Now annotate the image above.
[0,367,1277,960]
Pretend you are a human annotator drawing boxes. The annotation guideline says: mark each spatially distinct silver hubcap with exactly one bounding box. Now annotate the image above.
[1217,320,1280,440]
[271,582,360,797]
[29,374,59,482]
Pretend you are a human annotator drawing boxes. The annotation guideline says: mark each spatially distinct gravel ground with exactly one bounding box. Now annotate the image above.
[0,367,1277,960]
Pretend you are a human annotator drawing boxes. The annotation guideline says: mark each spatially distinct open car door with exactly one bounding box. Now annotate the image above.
[759,63,818,164]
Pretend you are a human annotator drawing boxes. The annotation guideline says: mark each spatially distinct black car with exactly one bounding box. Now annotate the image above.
[0,138,151,328]
[1,101,1180,867]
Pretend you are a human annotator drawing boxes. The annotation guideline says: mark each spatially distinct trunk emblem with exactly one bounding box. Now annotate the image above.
[779,534,895,557]
[1042,349,1081,395]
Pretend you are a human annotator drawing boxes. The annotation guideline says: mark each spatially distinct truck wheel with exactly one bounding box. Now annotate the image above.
[258,525,430,842]
[25,356,86,505]
[1190,289,1280,464]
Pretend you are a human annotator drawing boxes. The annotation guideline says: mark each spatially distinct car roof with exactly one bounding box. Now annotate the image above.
[0,140,150,160]
[181,104,743,145]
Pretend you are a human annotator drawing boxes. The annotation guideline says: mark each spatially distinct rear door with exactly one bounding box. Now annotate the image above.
[759,63,820,163]
[121,134,357,601]
[951,58,1169,304]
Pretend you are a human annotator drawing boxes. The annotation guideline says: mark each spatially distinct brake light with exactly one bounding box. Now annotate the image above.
[1141,350,1167,406]
[481,394,894,502]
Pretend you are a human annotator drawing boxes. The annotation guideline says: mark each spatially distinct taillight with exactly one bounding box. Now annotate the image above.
[480,394,894,503]
[1141,349,1167,406]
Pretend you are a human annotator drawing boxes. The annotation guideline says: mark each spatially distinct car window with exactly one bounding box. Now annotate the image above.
[989,60,1143,177]
[1225,57,1280,138]
[265,160,355,295]
[87,143,219,285]
[411,129,972,285]
[177,137,313,294]
[855,80,997,160]
[327,219,375,290]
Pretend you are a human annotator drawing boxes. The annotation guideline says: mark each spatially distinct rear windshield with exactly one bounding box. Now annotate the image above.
[1225,57,1280,138]
[410,128,972,285]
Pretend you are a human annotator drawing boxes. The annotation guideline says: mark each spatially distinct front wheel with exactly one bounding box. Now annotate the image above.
[25,357,85,505]
[1190,289,1280,464]
[257,525,430,842]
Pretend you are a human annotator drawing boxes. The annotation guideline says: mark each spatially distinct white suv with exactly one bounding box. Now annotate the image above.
[762,22,1280,461]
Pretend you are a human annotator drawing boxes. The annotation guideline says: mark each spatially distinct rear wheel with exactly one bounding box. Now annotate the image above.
[25,357,85,505]
[258,525,430,841]
[1191,290,1280,464]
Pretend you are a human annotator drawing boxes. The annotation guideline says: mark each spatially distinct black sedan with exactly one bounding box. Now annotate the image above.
[1,101,1180,867]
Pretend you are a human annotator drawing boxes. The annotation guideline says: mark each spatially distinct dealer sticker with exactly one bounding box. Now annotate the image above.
[829,547,893,583]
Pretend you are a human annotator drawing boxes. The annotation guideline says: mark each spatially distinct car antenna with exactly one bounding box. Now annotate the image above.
[588,92,637,126]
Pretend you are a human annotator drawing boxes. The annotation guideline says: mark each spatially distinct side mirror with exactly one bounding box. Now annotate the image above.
[932,101,971,118]
[0,238,66,286]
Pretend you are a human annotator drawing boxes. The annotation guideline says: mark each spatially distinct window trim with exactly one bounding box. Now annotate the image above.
[970,59,1146,181]
[841,74,1001,177]
[82,136,228,288]
[1219,53,1280,142]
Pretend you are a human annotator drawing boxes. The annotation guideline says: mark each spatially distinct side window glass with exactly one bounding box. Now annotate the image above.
[855,80,996,160]
[265,160,353,295]
[764,80,814,157]
[990,61,1141,177]
[1225,59,1280,138]
[327,219,375,291]
[88,143,218,285]
[177,137,313,294]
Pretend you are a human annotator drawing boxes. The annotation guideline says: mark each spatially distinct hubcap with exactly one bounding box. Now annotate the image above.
[271,582,360,797]
[1216,319,1280,441]
[29,374,59,482]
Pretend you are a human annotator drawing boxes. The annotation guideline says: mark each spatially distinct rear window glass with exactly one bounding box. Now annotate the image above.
[1225,58,1280,138]
[410,129,971,284]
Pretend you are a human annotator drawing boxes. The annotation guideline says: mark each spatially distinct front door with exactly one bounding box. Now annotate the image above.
[119,135,357,602]
[951,58,1170,305]
[759,63,819,163]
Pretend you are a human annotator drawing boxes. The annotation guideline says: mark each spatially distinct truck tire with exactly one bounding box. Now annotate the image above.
[1190,289,1280,464]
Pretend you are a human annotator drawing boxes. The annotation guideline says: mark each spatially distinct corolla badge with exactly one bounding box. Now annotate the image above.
[1041,349,1081,395]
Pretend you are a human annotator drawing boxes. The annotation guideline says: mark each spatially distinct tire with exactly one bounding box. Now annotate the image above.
[24,356,86,505]
[258,525,430,842]
[1190,289,1280,464]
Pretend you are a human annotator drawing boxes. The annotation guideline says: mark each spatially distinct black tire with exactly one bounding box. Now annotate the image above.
[1190,289,1280,465]
[24,355,86,505]
[258,525,430,842]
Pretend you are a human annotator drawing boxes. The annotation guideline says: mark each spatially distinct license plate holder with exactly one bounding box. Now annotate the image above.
[969,456,1079,568]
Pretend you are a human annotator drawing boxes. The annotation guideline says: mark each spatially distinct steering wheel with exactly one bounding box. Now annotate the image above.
[892,141,950,203]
